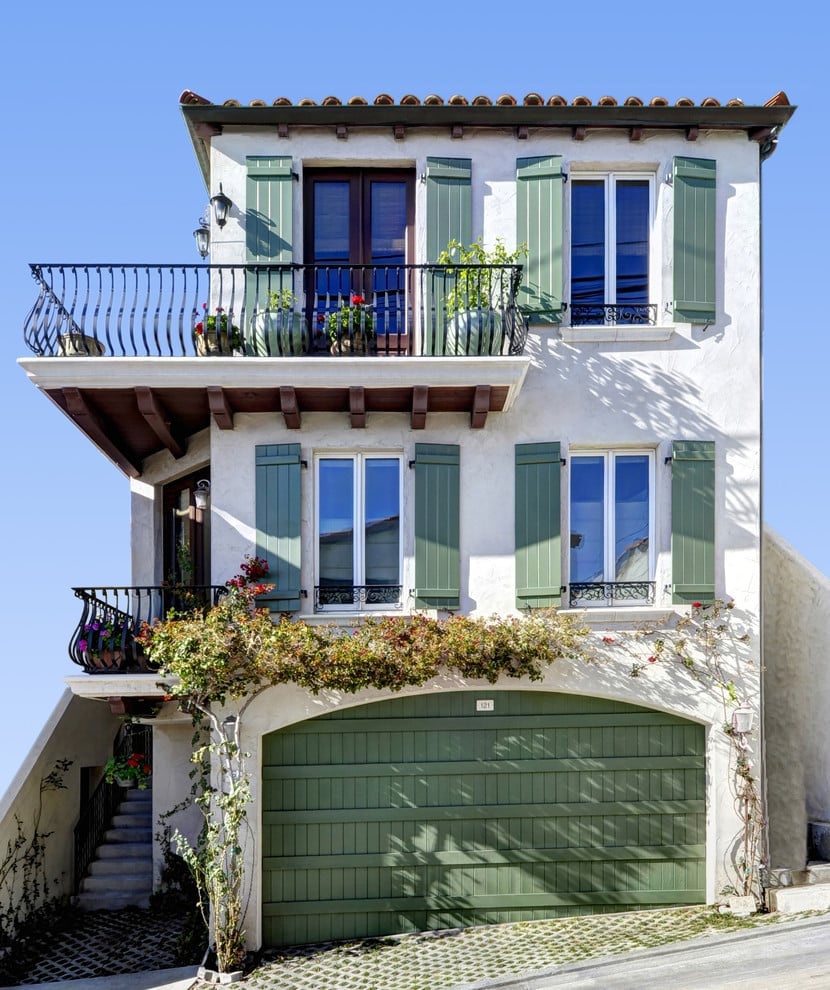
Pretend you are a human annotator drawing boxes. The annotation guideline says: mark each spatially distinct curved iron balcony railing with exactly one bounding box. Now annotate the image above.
[70,586,227,674]
[25,263,528,359]
[566,303,657,326]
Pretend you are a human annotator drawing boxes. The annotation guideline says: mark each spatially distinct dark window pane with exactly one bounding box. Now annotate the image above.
[319,459,354,588]
[314,182,351,300]
[371,182,407,335]
[616,180,649,306]
[614,455,649,581]
[571,181,605,306]
[570,456,605,583]
[364,458,400,585]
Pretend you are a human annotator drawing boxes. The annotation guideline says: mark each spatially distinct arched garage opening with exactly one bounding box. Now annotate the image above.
[261,691,705,947]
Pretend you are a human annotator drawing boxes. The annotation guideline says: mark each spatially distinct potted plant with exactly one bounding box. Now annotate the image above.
[78,616,131,669]
[58,332,106,356]
[251,288,307,356]
[194,305,242,356]
[436,239,526,355]
[323,293,375,354]
[104,752,152,789]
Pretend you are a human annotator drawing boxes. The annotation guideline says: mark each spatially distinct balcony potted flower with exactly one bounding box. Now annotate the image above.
[437,239,526,355]
[251,288,307,356]
[104,752,152,789]
[78,616,131,670]
[324,294,375,354]
[194,306,242,356]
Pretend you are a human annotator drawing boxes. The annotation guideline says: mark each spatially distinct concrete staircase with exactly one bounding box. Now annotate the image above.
[767,862,830,913]
[75,787,154,911]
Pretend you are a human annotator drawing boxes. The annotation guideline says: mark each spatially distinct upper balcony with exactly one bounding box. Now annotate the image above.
[21,263,532,475]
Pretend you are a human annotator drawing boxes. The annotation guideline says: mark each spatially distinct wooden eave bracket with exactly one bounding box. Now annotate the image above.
[629,127,644,142]
[750,126,774,144]
[62,387,142,478]
[277,123,289,138]
[393,124,406,140]
[516,125,529,140]
[471,385,491,429]
[134,386,186,459]
[336,124,348,139]
[451,124,464,139]
[194,122,222,138]
[349,386,366,428]
[686,126,700,141]
[572,126,586,141]
[411,385,428,430]
[206,386,234,430]
[279,386,301,429]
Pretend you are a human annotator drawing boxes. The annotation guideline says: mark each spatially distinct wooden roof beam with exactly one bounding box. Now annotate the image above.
[279,386,301,429]
[349,386,366,428]
[62,387,142,478]
[206,386,234,430]
[411,385,428,429]
[471,385,491,429]
[134,386,186,459]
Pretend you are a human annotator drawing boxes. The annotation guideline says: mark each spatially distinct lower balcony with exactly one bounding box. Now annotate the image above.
[70,586,227,674]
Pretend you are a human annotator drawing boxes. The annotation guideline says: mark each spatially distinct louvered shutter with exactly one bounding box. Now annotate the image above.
[672,157,716,324]
[516,157,564,323]
[414,443,460,610]
[255,443,302,612]
[515,443,562,608]
[671,441,715,603]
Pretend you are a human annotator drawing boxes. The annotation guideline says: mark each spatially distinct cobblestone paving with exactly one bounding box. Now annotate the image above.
[1,908,188,986]
[234,906,792,990]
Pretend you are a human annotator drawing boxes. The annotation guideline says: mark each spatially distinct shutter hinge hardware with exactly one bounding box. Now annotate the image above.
[300,589,308,598]
[408,459,416,468]
[560,458,567,466]
[665,170,674,185]
[665,455,673,465]
[301,460,308,468]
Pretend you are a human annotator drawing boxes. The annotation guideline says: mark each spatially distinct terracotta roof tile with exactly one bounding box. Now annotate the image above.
[179,89,794,114]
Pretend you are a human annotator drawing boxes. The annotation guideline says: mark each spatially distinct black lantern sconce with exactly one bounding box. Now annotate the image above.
[210,183,233,228]
[193,217,210,258]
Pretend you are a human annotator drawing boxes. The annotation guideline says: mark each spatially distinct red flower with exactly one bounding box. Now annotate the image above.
[317,314,325,324]
[648,655,657,663]
[602,636,615,644]
[142,765,151,775]
[194,322,204,335]
[350,293,365,306]
[692,601,702,608]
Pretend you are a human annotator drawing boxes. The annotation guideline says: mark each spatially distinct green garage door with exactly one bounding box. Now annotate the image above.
[262,691,705,947]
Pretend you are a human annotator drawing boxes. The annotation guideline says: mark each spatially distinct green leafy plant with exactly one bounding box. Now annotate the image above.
[103,752,152,788]
[437,238,527,316]
[266,288,294,311]
[194,305,241,351]
[322,293,374,343]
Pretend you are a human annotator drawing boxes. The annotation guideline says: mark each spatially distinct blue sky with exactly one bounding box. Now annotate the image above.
[0,0,827,797]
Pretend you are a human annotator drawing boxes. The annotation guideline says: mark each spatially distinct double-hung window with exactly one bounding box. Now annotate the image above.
[570,174,653,326]
[315,453,402,610]
[569,450,655,606]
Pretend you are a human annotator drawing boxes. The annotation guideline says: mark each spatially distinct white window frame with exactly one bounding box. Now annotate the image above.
[313,451,403,612]
[568,448,656,606]
[566,171,656,320]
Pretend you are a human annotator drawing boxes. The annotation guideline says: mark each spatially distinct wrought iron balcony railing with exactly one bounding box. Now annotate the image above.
[566,303,657,326]
[569,581,656,607]
[25,263,528,359]
[314,584,403,611]
[70,586,227,674]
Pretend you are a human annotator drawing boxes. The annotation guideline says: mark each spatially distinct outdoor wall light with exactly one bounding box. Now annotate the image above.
[193,217,210,258]
[210,183,233,227]
[731,701,754,737]
[194,479,211,510]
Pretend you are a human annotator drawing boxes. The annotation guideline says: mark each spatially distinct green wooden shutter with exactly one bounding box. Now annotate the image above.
[414,443,460,610]
[671,441,715,604]
[246,157,294,262]
[256,443,302,611]
[673,157,716,324]
[425,157,472,262]
[515,443,562,608]
[516,157,564,324]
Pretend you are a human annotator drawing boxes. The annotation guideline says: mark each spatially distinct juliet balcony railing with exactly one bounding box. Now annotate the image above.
[70,586,227,674]
[24,263,528,359]
[566,303,657,326]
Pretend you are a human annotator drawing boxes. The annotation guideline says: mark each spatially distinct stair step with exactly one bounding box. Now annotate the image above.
[112,813,152,828]
[96,841,152,859]
[769,881,830,913]
[75,891,151,911]
[88,856,153,875]
[104,827,152,844]
[806,862,830,884]
[81,873,153,893]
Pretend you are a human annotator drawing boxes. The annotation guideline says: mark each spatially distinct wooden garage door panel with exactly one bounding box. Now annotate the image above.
[262,692,705,947]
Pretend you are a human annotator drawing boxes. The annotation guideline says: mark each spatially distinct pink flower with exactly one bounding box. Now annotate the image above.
[602,636,615,644]
[78,639,88,652]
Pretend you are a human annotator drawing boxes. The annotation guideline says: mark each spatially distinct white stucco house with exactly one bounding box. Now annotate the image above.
[10,86,824,950]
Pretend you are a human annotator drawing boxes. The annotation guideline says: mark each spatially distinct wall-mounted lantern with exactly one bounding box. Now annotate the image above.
[210,183,233,228]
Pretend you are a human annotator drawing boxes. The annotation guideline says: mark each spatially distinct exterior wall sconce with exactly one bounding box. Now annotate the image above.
[194,479,211,510]
[193,217,210,258]
[210,183,233,228]
[731,701,754,744]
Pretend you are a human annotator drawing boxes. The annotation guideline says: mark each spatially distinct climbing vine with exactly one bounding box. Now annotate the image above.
[0,759,73,976]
